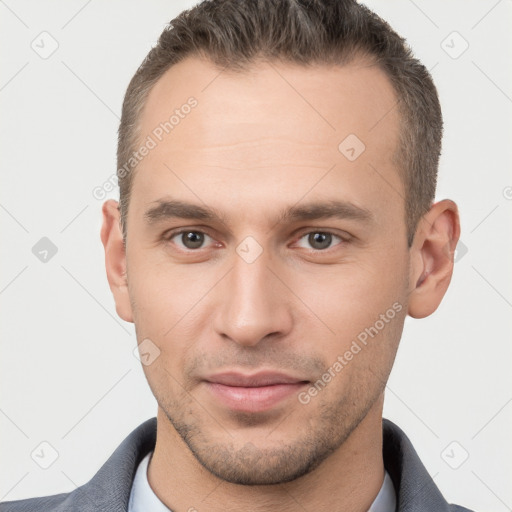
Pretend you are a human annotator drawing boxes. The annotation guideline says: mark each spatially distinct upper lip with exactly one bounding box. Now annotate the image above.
[204,371,308,387]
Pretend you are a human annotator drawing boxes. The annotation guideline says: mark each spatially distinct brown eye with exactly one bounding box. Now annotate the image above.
[168,230,212,250]
[181,231,204,249]
[295,231,343,251]
[308,232,332,250]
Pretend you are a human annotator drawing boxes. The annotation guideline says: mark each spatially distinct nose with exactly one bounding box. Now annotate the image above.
[212,248,294,347]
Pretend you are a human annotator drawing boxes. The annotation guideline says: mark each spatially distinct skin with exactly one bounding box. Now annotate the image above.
[101,56,460,511]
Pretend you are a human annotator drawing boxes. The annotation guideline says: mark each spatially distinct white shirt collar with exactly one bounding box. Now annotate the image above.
[368,470,397,512]
[128,452,170,512]
[128,451,396,512]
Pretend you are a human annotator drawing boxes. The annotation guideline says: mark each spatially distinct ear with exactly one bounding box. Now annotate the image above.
[407,199,461,319]
[100,199,133,323]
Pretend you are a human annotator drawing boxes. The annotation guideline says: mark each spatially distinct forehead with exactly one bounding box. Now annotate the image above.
[130,56,403,229]
[140,55,399,152]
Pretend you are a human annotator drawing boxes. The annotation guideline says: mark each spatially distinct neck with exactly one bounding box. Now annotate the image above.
[148,400,385,512]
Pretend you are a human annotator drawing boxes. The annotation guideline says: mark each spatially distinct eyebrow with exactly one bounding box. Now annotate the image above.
[144,198,373,227]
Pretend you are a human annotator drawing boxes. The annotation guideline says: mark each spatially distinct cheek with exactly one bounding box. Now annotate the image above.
[294,254,407,343]
[127,252,211,335]
[295,269,406,408]
[127,256,219,385]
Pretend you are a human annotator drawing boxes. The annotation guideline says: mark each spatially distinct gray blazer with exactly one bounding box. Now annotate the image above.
[0,418,475,511]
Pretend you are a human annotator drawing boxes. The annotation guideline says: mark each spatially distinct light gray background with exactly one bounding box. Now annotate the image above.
[1,1,511,510]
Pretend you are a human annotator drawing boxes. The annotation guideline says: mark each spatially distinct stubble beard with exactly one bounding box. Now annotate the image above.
[159,381,382,486]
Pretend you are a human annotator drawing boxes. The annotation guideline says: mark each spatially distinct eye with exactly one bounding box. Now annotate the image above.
[295,231,343,251]
[167,230,214,250]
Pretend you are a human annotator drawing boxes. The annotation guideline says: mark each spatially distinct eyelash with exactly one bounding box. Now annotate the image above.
[163,228,347,252]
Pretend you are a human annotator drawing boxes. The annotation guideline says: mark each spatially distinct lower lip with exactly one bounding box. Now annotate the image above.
[204,382,307,413]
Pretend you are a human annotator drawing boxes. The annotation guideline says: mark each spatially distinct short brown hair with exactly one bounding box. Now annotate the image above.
[117,0,442,246]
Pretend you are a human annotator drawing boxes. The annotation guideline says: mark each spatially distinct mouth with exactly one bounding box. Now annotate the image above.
[203,371,310,413]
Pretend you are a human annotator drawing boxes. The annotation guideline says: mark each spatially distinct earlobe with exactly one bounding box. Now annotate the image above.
[100,199,134,323]
[407,200,460,319]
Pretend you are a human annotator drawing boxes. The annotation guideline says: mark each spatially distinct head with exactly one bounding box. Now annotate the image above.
[102,0,459,486]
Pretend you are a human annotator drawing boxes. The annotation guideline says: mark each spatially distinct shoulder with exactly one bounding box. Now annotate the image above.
[382,419,478,512]
[0,493,70,512]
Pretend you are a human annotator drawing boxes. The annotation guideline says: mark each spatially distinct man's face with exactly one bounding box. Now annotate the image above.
[123,57,411,484]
